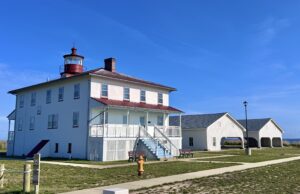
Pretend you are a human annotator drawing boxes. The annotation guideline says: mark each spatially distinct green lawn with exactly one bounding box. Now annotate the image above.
[0,160,236,193]
[43,157,130,165]
[133,159,300,194]
[197,147,300,163]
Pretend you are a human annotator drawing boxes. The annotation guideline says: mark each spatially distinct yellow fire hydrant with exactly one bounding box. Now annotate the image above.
[137,155,144,176]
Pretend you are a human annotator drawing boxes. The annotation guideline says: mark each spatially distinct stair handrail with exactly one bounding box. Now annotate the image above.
[153,125,178,155]
[139,125,168,157]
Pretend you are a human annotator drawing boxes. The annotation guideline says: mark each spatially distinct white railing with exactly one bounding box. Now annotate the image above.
[8,131,14,142]
[89,124,181,139]
[156,126,181,137]
[89,124,140,138]
[153,125,179,156]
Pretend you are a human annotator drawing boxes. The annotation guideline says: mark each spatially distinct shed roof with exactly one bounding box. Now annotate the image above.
[237,118,272,131]
[169,113,227,129]
[92,97,182,113]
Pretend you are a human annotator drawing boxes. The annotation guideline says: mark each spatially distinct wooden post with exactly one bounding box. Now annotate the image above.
[23,163,31,193]
[0,164,4,188]
[33,154,41,194]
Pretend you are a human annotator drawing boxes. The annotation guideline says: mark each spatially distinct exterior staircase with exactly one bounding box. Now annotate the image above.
[136,126,178,160]
[140,138,172,159]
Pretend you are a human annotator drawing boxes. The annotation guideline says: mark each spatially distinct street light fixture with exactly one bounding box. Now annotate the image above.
[244,101,251,156]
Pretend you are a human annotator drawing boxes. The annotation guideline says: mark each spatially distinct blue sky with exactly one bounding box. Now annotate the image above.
[0,0,300,139]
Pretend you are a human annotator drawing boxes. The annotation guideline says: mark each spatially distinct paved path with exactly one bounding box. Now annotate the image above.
[40,155,232,169]
[61,155,300,194]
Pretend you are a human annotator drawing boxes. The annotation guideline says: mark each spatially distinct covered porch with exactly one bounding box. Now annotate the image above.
[7,110,16,156]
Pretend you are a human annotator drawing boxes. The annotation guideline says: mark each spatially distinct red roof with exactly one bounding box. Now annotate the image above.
[92,97,182,113]
[89,69,176,91]
[9,68,176,94]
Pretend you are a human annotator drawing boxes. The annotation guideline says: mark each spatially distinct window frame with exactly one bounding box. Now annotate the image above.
[73,112,79,128]
[101,84,108,97]
[48,114,58,129]
[29,116,35,130]
[31,92,36,106]
[157,115,164,126]
[213,137,217,146]
[18,119,23,131]
[74,84,80,99]
[67,143,72,154]
[189,137,194,147]
[123,87,130,101]
[46,90,52,104]
[140,90,146,102]
[54,143,59,153]
[19,95,24,108]
[58,87,64,102]
[158,93,163,104]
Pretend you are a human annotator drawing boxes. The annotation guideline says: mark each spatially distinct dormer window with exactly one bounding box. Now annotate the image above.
[101,84,108,97]
[158,93,163,104]
[124,87,130,101]
[140,90,146,102]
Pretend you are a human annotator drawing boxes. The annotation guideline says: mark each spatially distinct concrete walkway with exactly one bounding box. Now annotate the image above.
[61,155,300,194]
[40,155,233,170]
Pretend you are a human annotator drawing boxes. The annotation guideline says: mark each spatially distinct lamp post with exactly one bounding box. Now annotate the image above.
[243,101,251,156]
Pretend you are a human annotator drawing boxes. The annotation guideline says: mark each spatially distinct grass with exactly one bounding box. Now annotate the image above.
[197,147,300,163]
[133,159,300,194]
[43,157,130,165]
[0,160,236,193]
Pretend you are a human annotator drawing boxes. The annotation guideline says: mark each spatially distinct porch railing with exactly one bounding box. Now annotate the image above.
[8,131,14,142]
[89,124,181,138]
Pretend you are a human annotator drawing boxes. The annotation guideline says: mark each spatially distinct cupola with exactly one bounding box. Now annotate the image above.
[61,47,84,77]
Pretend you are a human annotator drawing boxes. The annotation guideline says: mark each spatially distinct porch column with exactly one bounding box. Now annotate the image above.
[179,113,182,137]
[270,138,273,148]
[127,110,130,137]
[8,120,11,141]
[146,111,149,131]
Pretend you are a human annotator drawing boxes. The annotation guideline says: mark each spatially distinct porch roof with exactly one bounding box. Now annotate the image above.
[92,97,183,113]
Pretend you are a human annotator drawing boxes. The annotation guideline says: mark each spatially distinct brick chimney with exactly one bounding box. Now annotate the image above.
[104,58,116,72]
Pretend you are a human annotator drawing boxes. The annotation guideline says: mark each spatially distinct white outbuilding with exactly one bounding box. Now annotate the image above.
[238,118,284,148]
[170,113,245,151]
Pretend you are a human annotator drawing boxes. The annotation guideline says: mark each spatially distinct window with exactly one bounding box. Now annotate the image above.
[37,105,42,115]
[157,115,164,126]
[58,87,64,102]
[73,112,79,127]
[140,90,146,102]
[74,84,80,99]
[29,116,35,130]
[100,112,108,124]
[213,137,217,146]
[31,92,36,106]
[140,116,145,126]
[19,95,24,108]
[101,84,108,97]
[48,114,58,129]
[123,87,130,100]
[67,143,72,153]
[46,90,52,104]
[54,143,59,153]
[189,137,194,147]
[122,115,128,125]
[18,119,23,131]
[158,93,163,104]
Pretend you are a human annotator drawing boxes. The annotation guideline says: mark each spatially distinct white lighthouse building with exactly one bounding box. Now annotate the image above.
[6,48,182,161]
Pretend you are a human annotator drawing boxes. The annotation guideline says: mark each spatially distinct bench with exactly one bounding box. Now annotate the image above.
[179,149,194,158]
[128,151,147,162]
